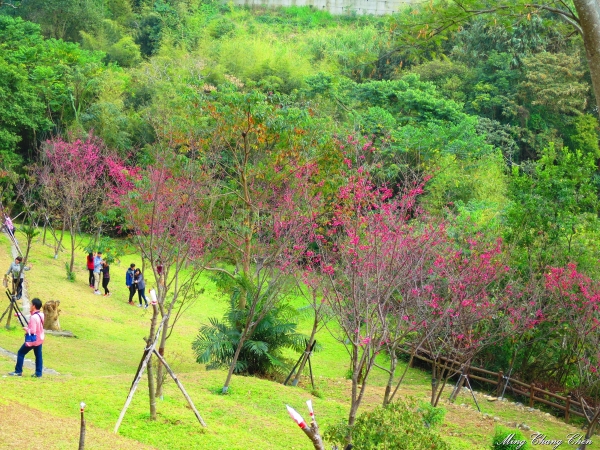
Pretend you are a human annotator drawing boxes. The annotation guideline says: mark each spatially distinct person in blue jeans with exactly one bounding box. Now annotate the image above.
[8,297,44,377]
[93,252,104,295]
[134,269,148,308]
[125,263,136,305]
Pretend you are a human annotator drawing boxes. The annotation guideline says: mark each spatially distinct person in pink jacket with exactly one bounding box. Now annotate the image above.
[8,298,44,377]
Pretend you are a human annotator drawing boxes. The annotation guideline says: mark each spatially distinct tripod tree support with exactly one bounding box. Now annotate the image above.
[284,340,316,387]
[152,348,206,426]
[286,401,325,450]
[114,311,206,433]
[1,290,28,329]
[449,373,481,413]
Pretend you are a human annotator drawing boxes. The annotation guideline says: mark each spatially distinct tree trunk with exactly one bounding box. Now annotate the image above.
[430,361,438,406]
[574,0,600,114]
[55,221,66,259]
[69,224,76,275]
[382,354,397,406]
[239,130,252,311]
[222,329,248,394]
[155,285,167,399]
[387,350,416,405]
[147,306,159,420]
[155,320,168,399]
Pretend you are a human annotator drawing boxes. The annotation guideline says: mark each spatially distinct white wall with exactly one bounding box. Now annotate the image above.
[233,0,415,16]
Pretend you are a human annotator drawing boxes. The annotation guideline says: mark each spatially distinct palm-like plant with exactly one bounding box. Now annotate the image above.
[193,291,306,376]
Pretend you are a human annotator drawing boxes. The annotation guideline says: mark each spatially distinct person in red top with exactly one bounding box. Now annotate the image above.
[86,253,95,288]
[8,297,45,377]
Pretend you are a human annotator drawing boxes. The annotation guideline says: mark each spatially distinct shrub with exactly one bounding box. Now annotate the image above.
[65,261,76,282]
[324,398,451,450]
[491,426,530,450]
[417,400,446,428]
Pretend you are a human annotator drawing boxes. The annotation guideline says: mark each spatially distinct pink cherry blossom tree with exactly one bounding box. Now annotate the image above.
[115,145,210,419]
[36,132,123,274]
[302,152,438,431]
[546,264,600,449]
[414,237,514,406]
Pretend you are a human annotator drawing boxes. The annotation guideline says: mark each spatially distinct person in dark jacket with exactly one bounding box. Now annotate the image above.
[101,261,110,296]
[133,268,148,308]
[125,263,136,305]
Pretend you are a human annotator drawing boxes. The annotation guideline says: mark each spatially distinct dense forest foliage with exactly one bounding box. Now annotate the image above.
[1,0,600,433]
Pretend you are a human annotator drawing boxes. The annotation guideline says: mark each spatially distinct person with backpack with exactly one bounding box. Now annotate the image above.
[8,297,45,377]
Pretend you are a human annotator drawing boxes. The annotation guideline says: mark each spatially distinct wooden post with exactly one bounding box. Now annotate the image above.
[78,402,86,450]
[529,383,536,408]
[565,394,571,423]
[496,371,504,397]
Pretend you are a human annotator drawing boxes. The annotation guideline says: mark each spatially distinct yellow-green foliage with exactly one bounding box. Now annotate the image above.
[201,34,314,93]
[425,150,507,220]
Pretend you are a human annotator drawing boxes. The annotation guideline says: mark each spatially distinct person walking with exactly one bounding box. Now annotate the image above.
[6,255,31,300]
[125,263,136,305]
[101,261,111,296]
[86,253,95,288]
[93,251,103,295]
[8,297,45,377]
[134,268,148,308]
[4,215,15,239]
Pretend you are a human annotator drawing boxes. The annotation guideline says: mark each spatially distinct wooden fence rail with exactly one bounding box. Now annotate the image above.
[409,350,587,423]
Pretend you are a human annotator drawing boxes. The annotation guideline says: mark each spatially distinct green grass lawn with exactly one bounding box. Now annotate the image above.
[0,231,597,449]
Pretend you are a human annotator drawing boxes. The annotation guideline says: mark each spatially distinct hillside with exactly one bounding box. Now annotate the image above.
[0,232,596,449]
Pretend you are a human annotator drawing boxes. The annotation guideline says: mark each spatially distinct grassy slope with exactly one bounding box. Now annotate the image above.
[0,231,596,449]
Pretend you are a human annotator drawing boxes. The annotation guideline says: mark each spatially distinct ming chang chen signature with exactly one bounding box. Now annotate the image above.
[498,432,593,449]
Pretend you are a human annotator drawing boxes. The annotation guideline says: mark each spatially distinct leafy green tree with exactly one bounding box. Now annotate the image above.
[505,144,600,277]
[392,0,600,116]
[0,17,51,171]
[517,51,589,119]
[565,114,600,157]
[15,0,103,41]
[0,15,108,167]
[81,19,142,67]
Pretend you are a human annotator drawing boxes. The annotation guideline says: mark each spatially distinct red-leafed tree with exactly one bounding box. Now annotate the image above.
[546,264,600,449]
[36,132,123,273]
